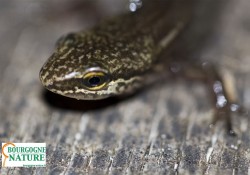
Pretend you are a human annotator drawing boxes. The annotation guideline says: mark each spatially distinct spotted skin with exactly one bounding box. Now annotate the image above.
[39,0,194,100]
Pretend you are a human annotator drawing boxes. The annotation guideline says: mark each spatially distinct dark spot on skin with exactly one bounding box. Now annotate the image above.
[56,33,79,47]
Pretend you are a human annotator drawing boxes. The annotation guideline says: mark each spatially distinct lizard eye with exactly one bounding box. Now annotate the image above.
[82,68,110,90]
[88,76,101,86]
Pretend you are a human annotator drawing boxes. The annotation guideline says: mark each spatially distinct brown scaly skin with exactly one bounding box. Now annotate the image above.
[39,0,193,100]
[39,0,246,134]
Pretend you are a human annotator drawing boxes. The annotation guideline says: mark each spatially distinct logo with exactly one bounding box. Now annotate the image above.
[2,142,46,167]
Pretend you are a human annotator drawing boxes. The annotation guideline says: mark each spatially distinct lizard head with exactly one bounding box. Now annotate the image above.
[39,32,146,100]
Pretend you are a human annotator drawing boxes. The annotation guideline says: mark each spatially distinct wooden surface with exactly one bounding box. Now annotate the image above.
[1,0,250,174]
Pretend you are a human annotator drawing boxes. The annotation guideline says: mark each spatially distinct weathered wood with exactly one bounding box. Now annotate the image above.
[0,0,250,174]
